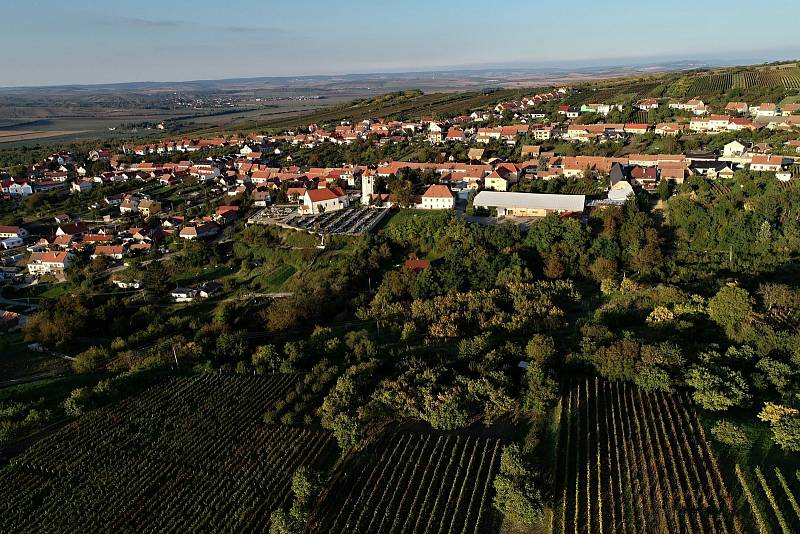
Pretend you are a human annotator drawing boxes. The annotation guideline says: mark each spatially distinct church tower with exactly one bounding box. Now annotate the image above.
[361,174,375,205]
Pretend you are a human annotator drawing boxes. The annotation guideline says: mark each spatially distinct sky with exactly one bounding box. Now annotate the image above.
[2,0,800,87]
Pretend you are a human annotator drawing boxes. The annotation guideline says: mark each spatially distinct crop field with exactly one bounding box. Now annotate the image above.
[553,378,741,534]
[731,69,800,90]
[688,74,734,95]
[735,464,800,534]
[311,431,503,534]
[257,89,528,131]
[0,374,337,532]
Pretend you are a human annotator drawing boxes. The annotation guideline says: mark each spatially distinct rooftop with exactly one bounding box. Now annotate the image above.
[473,191,585,212]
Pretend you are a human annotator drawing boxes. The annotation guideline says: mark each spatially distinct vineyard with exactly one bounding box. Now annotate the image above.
[688,74,734,95]
[735,464,800,534]
[310,431,503,533]
[732,69,800,90]
[553,378,742,534]
[0,374,338,532]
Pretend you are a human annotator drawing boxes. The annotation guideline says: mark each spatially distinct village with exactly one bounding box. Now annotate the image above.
[0,85,799,313]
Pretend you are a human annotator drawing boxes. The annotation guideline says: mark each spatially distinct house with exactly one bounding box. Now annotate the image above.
[0,226,28,239]
[725,102,748,114]
[198,282,223,298]
[754,103,779,117]
[404,259,431,271]
[171,288,197,303]
[27,251,72,276]
[427,123,444,144]
[669,99,707,115]
[630,166,658,189]
[722,141,749,158]
[114,279,143,289]
[783,103,800,115]
[119,194,141,214]
[654,123,685,136]
[476,128,502,144]
[484,171,511,191]
[785,140,800,153]
[56,222,87,237]
[473,191,585,218]
[302,187,348,214]
[445,128,466,142]
[659,164,688,184]
[91,245,125,260]
[179,222,220,240]
[624,123,650,135]
[3,180,33,197]
[71,180,93,194]
[637,99,659,110]
[138,199,161,218]
[253,190,271,207]
[750,155,786,172]
[521,145,541,158]
[419,185,455,210]
[214,205,240,224]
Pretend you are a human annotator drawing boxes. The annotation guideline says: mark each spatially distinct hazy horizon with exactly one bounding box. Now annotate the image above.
[2,0,800,87]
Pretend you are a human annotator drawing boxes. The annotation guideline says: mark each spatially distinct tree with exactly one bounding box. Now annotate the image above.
[143,261,171,302]
[252,344,281,374]
[710,420,751,447]
[63,387,92,417]
[215,330,248,361]
[708,285,754,342]
[657,178,671,201]
[542,252,564,279]
[686,363,751,411]
[758,403,800,452]
[525,334,555,367]
[493,444,544,525]
[73,346,109,374]
[522,364,558,413]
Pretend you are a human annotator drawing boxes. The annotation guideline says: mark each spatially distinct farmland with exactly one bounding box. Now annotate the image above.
[735,465,800,534]
[310,431,503,533]
[553,379,741,534]
[0,374,338,532]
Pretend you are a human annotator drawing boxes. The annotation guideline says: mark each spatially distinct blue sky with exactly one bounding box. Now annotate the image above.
[2,0,800,87]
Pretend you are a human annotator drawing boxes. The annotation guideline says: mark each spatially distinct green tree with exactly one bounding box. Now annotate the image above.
[252,344,282,374]
[493,444,544,525]
[72,346,109,374]
[708,286,754,342]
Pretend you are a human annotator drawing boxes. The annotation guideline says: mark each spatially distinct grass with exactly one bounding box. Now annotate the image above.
[263,264,296,291]
[38,285,69,299]
[381,208,442,229]
[172,265,233,286]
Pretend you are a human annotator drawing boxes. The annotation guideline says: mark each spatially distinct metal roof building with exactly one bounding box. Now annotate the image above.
[473,191,585,217]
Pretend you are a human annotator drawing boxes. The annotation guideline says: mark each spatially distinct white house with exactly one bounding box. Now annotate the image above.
[27,251,72,276]
[723,141,748,158]
[71,180,94,194]
[5,181,33,197]
[753,103,779,117]
[171,288,197,302]
[0,226,28,239]
[750,155,786,172]
[419,185,454,210]
[302,187,348,214]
